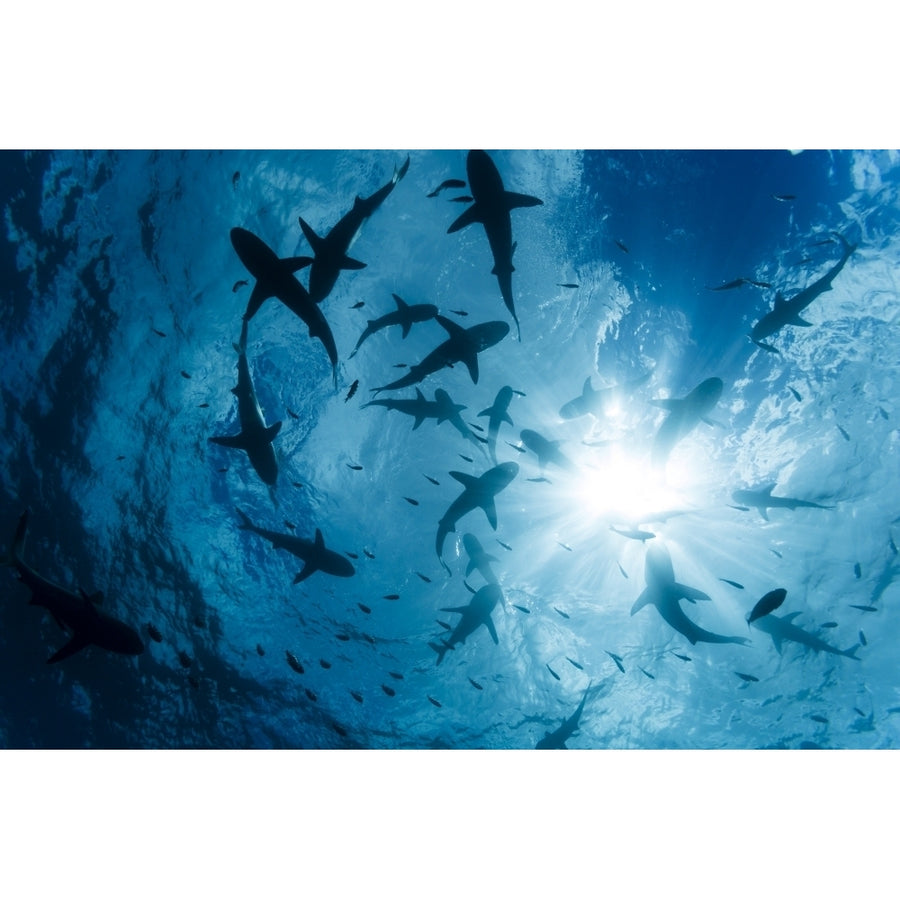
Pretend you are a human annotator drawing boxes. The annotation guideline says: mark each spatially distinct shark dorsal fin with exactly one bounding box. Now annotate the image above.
[582,376,593,397]
[761,483,777,496]
[314,529,325,550]
[415,388,426,402]
[484,614,499,645]
[773,291,786,307]
[393,293,409,311]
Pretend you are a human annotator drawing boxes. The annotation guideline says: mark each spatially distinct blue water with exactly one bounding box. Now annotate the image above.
[2,148,898,749]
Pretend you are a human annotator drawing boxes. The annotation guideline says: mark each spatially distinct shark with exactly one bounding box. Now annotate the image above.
[372,316,509,394]
[235,508,355,583]
[462,533,500,584]
[297,156,410,304]
[429,582,503,665]
[447,150,543,341]
[348,293,439,358]
[750,233,856,347]
[519,429,577,474]
[650,377,724,469]
[4,511,145,663]
[435,462,519,572]
[230,226,339,386]
[209,318,282,487]
[559,371,654,421]
[751,611,861,660]
[536,683,592,749]
[631,543,749,645]
[477,385,518,464]
[731,485,834,521]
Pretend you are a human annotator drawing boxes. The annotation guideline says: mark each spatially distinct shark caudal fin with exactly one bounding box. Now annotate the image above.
[429,640,451,666]
[842,644,862,661]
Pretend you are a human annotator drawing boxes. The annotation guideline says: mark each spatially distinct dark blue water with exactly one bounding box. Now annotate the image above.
[2,149,898,749]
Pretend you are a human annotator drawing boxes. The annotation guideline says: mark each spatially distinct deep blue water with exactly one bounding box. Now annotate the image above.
[2,148,898,749]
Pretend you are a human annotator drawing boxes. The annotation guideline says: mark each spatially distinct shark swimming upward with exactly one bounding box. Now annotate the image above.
[462,533,500,584]
[429,582,503,665]
[558,371,653,421]
[447,150,543,341]
[731,485,834,521]
[519,428,577,474]
[348,293,439,358]
[650,377,723,470]
[535,682,592,749]
[477,385,517,464]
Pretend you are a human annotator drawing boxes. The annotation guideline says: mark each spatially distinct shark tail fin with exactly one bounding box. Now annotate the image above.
[843,643,862,661]
[429,640,450,666]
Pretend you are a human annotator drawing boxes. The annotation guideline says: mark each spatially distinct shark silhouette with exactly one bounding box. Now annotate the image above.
[4,511,145,663]
[372,316,509,394]
[536,682,592,749]
[631,543,749,645]
[750,233,856,346]
[209,318,282,486]
[348,293,438,358]
[435,462,519,572]
[447,150,543,340]
[520,429,577,474]
[429,583,503,664]
[462,533,500,584]
[559,371,653,420]
[235,508,355,583]
[297,156,410,304]
[230,226,339,385]
[477,385,517,464]
[731,485,834,521]
[650,377,723,469]
[751,610,860,660]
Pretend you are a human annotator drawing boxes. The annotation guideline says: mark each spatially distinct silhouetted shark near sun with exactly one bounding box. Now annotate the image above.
[372,316,509,394]
[235,509,355,583]
[436,463,519,573]
[520,428,577,474]
[348,293,438,358]
[429,583,502,664]
[536,682,592,749]
[298,156,410,304]
[559,371,654,420]
[731,485,834,521]
[209,318,282,487]
[477,385,518,464]
[631,543,749,645]
[462,533,500,584]
[4,511,145,663]
[750,232,856,347]
[447,150,543,340]
[751,610,860,659]
[230,226,339,385]
[650,377,724,469]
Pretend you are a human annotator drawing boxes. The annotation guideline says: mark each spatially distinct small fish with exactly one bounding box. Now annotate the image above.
[527,476,552,484]
[347,464,363,471]
[707,278,747,291]
[512,605,530,614]
[669,651,691,662]
[850,604,878,612]
[497,540,513,551]
[745,279,772,289]
[351,690,363,703]
[428,696,442,707]
[729,505,751,512]
[285,651,304,674]
[362,634,375,644]
[505,441,526,453]
[747,588,787,624]
[146,623,163,643]
[283,520,295,531]
[859,630,867,646]
[188,675,200,689]
[218,467,229,473]
[837,424,851,441]
[333,723,347,737]
[640,668,655,680]
[610,526,655,542]
[404,497,419,506]
[878,406,889,420]
[614,239,629,253]
[821,621,838,628]
[617,562,628,579]
[772,193,796,201]
[192,615,205,629]
[719,578,745,590]
[389,671,404,681]
[854,562,861,579]
[178,651,193,669]
[232,171,240,188]
[423,474,440,485]
[566,657,584,670]
[426,178,466,198]
[364,550,375,559]
[336,633,350,642]
[383,594,400,601]
[469,677,483,691]
[467,422,485,432]
[393,363,409,368]
[854,707,866,717]
[770,549,783,559]
[437,620,452,630]
[292,481,304,489]
[557,283,579,289]
[546,664,560,681]
[356,604,372,616]
[789,387,802,402]
[449,196,474,203]
[317,658,329,669]
[890,535,898,555]
[416,572,432,583]
[450,309,469,317]
[152,328,167,337]
[256,643,265,656]
[287,408,300,420]
[344,380,359,403]
[346,552,359,560]
[556,541,573,552]
[232,279,248,292]
[382,684,396,697]
[197,403,209,409]
[180,370,191,379]
[754,340,781,355]
[116,455,126,461]
[554,607,570,619]
[605,651,625,673]
[350,301,365,310]
[809,714,829,724]
[735,672,759,683]
[458,454,473,463]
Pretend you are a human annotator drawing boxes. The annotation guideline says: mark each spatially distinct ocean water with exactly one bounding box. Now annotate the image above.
[2,148,899,750]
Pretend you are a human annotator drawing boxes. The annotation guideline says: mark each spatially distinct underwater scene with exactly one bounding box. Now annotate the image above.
[2,148,899,750]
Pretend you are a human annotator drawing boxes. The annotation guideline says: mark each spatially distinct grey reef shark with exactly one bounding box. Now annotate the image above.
[372,316,509,395]
[559,370,654,421]
[751,608,861,660]
[235,508,355,583]
[209,318,282,487]
[435,462,519,574]
[749,232,856,351]
[462,533,500,584]
[519,428,577,474]
[230,226,339,386]
[477,385,519,464]
[297,156,410,305]
[447,149,543,341]
[4,511,145,663]
[429,582,503,665]
[348,293,438,358]
[631,543,749,645]
[731,484,834,521]
[536,682,592,749]
[650,377,723,470]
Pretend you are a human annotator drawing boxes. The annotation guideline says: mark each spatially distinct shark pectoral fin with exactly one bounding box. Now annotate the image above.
[293,563,318,584]
[461,352,479,384]
[783,612,802,623]
[314,529,325,550]
[400,321,411,339]
[501,412,514,426]
[209,433,249,450]
[465,559,476,577]
[244,283,272,321]
[281,256,313,273]
[435,315,465,340]
[412,416,425,431]
[631,588,652,615]
[483,499,498,530]
[340,255,367,271]
[759,508,770,522]
[440,605,469,614]
[79,588,104,606]
[790,314,813,326]
[504,191,543,211]
[485,615,499,645]
[265,421,282,442]
[447,203,484,233]
[298,217,324,252]
[48,634,92,664]
[676,584,712,603]
[648,398,682,411]
[449,471,479,489]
